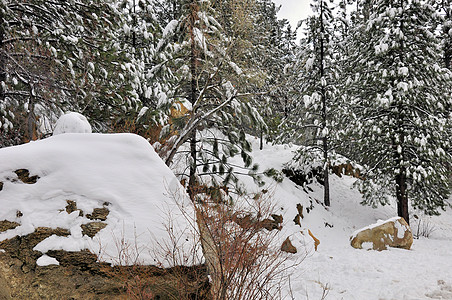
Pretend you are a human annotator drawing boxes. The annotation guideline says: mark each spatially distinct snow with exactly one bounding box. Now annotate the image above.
[229,136,452,299]
[0,133,194,267]
[350,216,402,240]
[37,255,59,266]
[1,132,452,298]
[53,112,92,135]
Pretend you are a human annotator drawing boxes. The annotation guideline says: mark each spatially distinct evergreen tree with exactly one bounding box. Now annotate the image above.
[345,0,452,223]
[436,0,451,69]
[156,0,264,193]
[281,0,339,206]
[114,0,176,129]
[0,0,137,146]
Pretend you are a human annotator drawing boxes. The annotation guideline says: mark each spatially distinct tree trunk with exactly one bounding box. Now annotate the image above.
[195,207,222,300]
[444,25,451,69]
[0,9,5,104]
[323,136,330,207]
[320,0,330,207]
[259,127,263,150]
[26,94,36,142]
[187,2,222,298]
[188,0,198,200]
[396,169,409,224]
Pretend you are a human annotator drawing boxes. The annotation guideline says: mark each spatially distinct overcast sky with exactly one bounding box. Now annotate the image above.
[272,0,312,29]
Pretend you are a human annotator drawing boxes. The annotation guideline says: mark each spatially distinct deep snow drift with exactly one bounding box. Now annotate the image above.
[0,133,194,267]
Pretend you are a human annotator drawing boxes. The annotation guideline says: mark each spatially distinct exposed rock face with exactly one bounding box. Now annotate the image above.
[0,227,70,273]
[331,162,363,179]
[65,200,83,216]
[350,217,413,251]
[0,220,20,232]
[0,229,209,299]
[86,207,109,221]
[81,222,107,238]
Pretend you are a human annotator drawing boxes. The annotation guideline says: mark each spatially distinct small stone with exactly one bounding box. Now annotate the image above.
[86,208,109,221]
[65,200,83,216]
[0,182,3,191]
[81,222,107,238]
[281,237,297,254]
[14,169,39,184]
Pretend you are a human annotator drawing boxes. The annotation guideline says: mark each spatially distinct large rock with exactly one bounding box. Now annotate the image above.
[350,217,413,251]
[0,229,209,299]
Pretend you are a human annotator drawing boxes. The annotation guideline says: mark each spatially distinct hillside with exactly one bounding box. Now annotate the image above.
[0,133,451,299]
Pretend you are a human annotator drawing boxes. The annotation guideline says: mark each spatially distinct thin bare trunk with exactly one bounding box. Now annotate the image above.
[320,0,330,207]
[0,9,5,104]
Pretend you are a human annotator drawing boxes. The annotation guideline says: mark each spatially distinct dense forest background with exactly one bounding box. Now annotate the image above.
[1,0,451,224]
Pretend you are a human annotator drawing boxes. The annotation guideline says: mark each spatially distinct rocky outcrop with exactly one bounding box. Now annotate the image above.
[331,162,363,179]
[350,217,413,251]
[0,229,209,299]
[0,220,20,232]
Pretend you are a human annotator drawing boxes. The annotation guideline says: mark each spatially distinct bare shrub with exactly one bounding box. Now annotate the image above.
[189,188,303,300]
[104,185,302,299]
[413,216,436,239]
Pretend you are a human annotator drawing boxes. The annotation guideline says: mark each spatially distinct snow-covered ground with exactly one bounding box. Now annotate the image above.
[0,131,451,299]
[245,137,452,300]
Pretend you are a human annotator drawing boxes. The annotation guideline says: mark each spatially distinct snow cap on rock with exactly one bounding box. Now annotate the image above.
[53,112,92,135]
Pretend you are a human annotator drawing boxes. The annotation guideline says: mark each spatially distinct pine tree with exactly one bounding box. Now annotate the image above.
[281,0,340,206]
[156,0,264,193]
[436,0,452,69]
[0,0,137,146]
[345,0,452,223]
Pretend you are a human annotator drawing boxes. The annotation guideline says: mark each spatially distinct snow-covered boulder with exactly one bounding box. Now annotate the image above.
[53,112,92,135]
[0,133,194,266]
[350,217,413,251]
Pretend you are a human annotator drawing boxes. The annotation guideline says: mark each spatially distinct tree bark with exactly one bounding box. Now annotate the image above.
[0,8,5,104]
[320,0,330,207]
[188,0,198,200]
[396,169,409,224]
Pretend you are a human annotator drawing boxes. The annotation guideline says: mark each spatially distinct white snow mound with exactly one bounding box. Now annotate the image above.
[53,112,92,135]
[0,133,194,266]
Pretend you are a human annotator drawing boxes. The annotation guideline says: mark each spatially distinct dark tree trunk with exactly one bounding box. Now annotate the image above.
[320,0,330,207]
[445,25,451,69]
[259,127,263,150]
[323,136,330,207]
[396,169,409,224]
[188,0,198,201]
[0,9,5,104]
[395,0,409,225]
